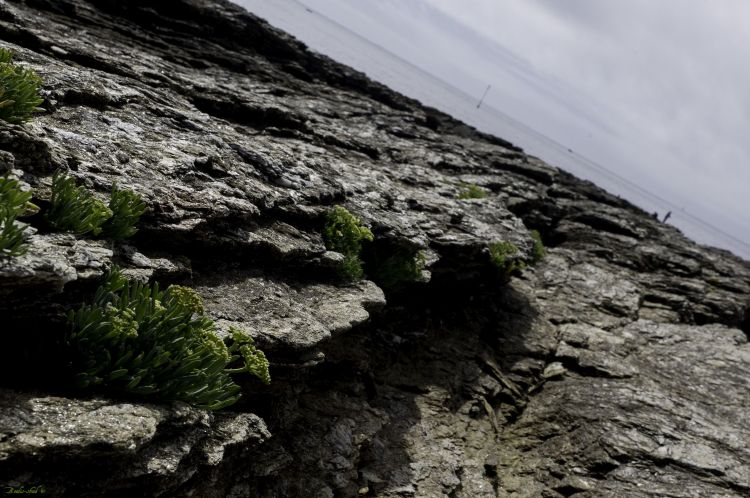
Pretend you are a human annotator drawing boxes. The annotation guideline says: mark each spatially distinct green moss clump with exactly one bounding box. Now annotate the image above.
[456,183,488,200]
[46,173,113,236]
[100,184,146,240]
[530,230,546,263]
[0,48,44,124]
[67,268,270,410]
[323,205,374,280]
[489,241,526,279]
[0,176,35,257]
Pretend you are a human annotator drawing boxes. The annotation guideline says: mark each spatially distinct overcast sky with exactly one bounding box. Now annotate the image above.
[236,0,750,259]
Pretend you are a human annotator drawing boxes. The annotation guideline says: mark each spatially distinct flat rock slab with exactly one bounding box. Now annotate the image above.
[0,233,111,295]
[196,270,386,353]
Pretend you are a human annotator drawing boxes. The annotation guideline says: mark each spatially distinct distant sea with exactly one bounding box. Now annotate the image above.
[234,0,750,260]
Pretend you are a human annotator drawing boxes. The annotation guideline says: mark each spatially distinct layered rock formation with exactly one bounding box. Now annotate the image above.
[0,1,748,496]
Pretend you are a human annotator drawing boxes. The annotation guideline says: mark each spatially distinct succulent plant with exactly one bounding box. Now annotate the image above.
[225,326,271,386]
[0,48,44,124]
[46,173,146,240]
[0,176,35,257]
[100,183,146,240]
[67,268,270,410]
[323,205,374,281]
[46,172,113,236]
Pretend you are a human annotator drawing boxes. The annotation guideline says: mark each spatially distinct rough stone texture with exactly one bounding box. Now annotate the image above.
[0,389,270,497]
[0,232,111,294]
[198,270,386,353]
[0,0,748,497]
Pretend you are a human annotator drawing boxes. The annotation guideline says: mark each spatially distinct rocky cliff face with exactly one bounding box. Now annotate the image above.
[0,1,748,497]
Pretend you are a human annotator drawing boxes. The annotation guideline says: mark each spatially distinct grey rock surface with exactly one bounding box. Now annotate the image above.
[0,0,748,496]
[0,388,270,496]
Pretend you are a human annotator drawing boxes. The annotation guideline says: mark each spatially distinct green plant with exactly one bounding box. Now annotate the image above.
[226,326,271,385]
[489,241,526,279]
[365,246,425,288]
[46,174,145,239]
[0,176,35,257]
[456,183,488,200]
[0,48,43,124]
[67,269,270,410]
[100,184,146,239]
[530,229,546,263]
[46,173,113,236]
[323,205,374,280]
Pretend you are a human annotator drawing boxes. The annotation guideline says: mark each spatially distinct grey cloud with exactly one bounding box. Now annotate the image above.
[236,0,750,257]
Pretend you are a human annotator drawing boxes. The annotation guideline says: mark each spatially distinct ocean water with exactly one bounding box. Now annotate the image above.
[234,0,750,260]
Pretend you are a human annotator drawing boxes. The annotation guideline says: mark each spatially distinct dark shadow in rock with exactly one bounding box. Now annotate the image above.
[221,272,546,497]
[741,304,750,340]
[0,277,102,392]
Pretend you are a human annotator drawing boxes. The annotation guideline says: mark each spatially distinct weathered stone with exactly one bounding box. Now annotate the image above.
[198,269,386,353]
[0,389,270,496]
[0,232,111,294]
[0,0,748,497]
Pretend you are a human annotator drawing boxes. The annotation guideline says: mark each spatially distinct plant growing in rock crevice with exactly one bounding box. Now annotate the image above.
[226,326,271,385]
[0,48,44,124]
[489,241,526,280]
[489,231,546,280]
[364,243,425,289]
[45,173,145,239]
[0,176,35,257]
[456,182,488,200]
[46,173,112,236]
[67,268,270,410]
[530,229,546,263]
[323,205,374,281]
[101,183,146,239]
